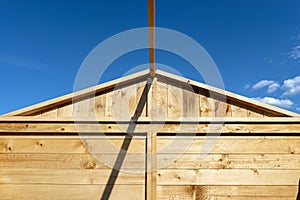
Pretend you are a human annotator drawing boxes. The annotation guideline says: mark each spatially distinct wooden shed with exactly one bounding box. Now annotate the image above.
[1,70,300,200]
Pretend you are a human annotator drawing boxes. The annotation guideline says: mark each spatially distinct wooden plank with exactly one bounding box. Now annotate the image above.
[158,154,300,169]
[57,103,73,117]
[231,102,248,117]
[157,185,298,199]
[215,99,231,117]
[0,153,145,170]
[246,106,264,118]
[111,87,123,119]
[41,107,58,117]
[1,122,300,133]
[124,83,137,118]
[0,169,145,184]
[2,116,300,122]
[157,136,300,154]
[190,197,297,200]
[73,98,91,117]
[147,131,157,200]
[152,79,168,119]
[147,77,153,118]
[158,123,300,134]
[183,88,199,117]
[94,93,106,117]
[0,184,145,200]
[105,90,113,117]
[0,137,145,153]
[148,0,155,77]
[199,94,214,117]
[167,83,183,118]
[136,81,147,117]
[157,169,300,185]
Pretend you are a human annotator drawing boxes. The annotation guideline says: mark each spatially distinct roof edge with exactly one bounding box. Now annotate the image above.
[3,69,300,117]
[156,70,300,117]
[2,70,149,116]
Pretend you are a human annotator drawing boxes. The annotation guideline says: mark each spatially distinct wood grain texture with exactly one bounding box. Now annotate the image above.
[41,107,58,117]
[231,102,248,118]
[1,122,300,134]
[167,83,183,118]
[0,184,145,200]
[157,185,298,199]
[94,93,106,117]
[152,79,168,119]
[136,81,147,117]
[199,94,214,117]
[157,136,300,154]
[0,136,145,153]
[183,88,199,118]
[0,169,145,184]
[57,103,73,117]
[157,169,300,185]
[0,153,145,170]
[158,153,300,169]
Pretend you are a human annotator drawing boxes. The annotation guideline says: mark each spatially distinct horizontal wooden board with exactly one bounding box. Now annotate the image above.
[0,121,300,133]
[157,185,298,199]
[190,197,296,200]
[157,136,300,154]
[0,137,145,153]
[2,116,300,122]
[0,169,145,184]
[0,153,145,170]
[0,184,145,200]
[157,169,300,185]
[158,153,300,169]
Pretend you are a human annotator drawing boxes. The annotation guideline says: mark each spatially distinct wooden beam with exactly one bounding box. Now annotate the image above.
[0,122,300,134]
[146,131,157,200]
[148,0,155,77]
[157,186,298,199]
[157,169,300,186]
[0,169,145,184]
[2,116,300,123]
[1,185,146,200]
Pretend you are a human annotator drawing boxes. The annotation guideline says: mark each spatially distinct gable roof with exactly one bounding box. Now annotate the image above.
[3,70,299,117]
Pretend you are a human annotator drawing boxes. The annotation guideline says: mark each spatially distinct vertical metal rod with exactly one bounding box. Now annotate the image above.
[148,0,155,77]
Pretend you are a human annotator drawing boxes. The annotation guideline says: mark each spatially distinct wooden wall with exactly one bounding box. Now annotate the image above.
[156,135,300,199]
[0,133,299,199]
[0,135,146,200]
[27,79,282,118]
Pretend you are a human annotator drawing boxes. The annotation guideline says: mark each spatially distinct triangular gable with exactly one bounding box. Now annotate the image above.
[3,70,299,118]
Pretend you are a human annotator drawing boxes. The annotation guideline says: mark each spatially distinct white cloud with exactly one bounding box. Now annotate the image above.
[281,76,300,96]
[252,80,274,90]
[244,84,250,89]
[0,54,47,70]
[289,45,300,59]
[253,97,294,108]
[251,80,279,93]
[267,83,280,93]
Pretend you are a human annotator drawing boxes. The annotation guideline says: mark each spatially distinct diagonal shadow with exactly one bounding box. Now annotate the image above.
[100,77,153,200]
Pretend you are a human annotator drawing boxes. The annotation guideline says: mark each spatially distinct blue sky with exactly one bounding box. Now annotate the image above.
[0,0,300,114]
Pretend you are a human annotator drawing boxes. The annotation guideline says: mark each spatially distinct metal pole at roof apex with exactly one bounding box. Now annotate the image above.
[148,0,155,78]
